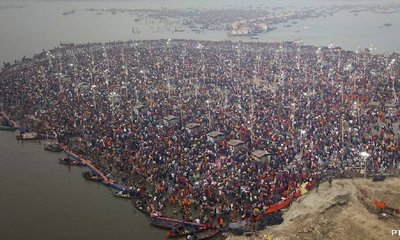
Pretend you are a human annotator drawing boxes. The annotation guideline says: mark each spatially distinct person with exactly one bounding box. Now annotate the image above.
[186,232,198,240]
[218,216,224,228]
[328,177,332,188]
[172,226,180,235]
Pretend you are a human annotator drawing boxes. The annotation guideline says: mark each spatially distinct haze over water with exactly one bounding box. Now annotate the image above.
[0,0,399,64]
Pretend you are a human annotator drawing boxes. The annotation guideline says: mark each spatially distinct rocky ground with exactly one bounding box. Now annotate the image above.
[227,178,400,240]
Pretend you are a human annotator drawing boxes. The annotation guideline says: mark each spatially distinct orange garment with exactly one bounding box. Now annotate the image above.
[374,201,386,209]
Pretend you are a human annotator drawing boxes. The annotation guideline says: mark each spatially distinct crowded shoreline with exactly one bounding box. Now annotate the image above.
[0,39,399,237]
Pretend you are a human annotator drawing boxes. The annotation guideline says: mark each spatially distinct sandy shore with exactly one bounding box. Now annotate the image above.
[227,177,400,240]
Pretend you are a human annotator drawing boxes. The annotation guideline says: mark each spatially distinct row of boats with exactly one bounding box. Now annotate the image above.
[2,121,280,239]
[0,116,18,131]
[151,215,219,239]
[76,166,220,239]
[0,125,17,131]
[80,169,220,239]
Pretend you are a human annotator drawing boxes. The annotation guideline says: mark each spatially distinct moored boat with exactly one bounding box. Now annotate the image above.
[175,229,219,240]
[112,190,131,199]
[0,125,17,131]
[82,171,103,182]
[174,28,185,32]
[16,132,38,140]
[59,157,86,167]
[131,199,150,214]
[150,215,209,229]
[167,226,207,238]
[44,143,63,152]
[0,117,18,131]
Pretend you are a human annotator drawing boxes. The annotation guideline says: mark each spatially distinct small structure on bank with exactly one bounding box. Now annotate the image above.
[186,123,201,134]
[227,139,245,152]
[77,82,91,92]
[251,150,272,164]
[134,103,148,115]
[108,92,121,104]
[163,115,179,127]
[207,131,225,143]
[370,69,381,77]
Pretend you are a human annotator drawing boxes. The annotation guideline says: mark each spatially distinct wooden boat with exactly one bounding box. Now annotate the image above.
[373,174,385,182]
[59,158,86,167]
[82,171,103,182]
[167,227,195,238]
[255,196,293,221]
[228,220,249,236]
[0,117,17,131]
[167,227,208,238]
[257,211,284,230]
[174,28,185,32]
[16,132,38,140]
[44,143,63,152]
[112,190,131,199]
[175,229,219,240]
[0,125,17,131]
[150,215,208,229]
[131,199,149,214]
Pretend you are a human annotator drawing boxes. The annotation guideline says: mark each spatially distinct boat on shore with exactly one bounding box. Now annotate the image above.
[167,227,197,238]
[44,142,63,152]
[112,190,131,199]
[174,28,185,32]
[82,171,103,182]
[62,10,76,16]
[59,157,86,167]
[150,215,209,229]
[174,229,219,240]
[0,114,19,131]
[228,31,256,37]
[16,132,38,140]
[131,199,150,214]
[0,125,17,131]
[167,226,211,238]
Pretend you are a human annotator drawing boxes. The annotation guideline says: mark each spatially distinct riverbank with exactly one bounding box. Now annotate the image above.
[0,131,166,240]
[1,39,399,239]
[227,178,400,240]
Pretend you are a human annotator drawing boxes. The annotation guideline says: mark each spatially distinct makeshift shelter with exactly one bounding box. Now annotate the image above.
[133,104,148,115]
[251,150,272,164]
[108,92,121,104]
[77,82,91,91]
[163,115,179,127]
[185,123,201,134]
[207,131,224,143]
[227,139,245,152]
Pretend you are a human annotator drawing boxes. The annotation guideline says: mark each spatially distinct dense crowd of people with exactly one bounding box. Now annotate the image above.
[0,39,399,225]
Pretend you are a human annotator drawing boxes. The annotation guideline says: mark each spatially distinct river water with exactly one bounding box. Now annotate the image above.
[0,131,165,240]
[0,0,400,239]
[0,0,400,64]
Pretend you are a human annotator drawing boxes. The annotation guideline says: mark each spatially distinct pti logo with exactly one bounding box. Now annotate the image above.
[393,230,400,236]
